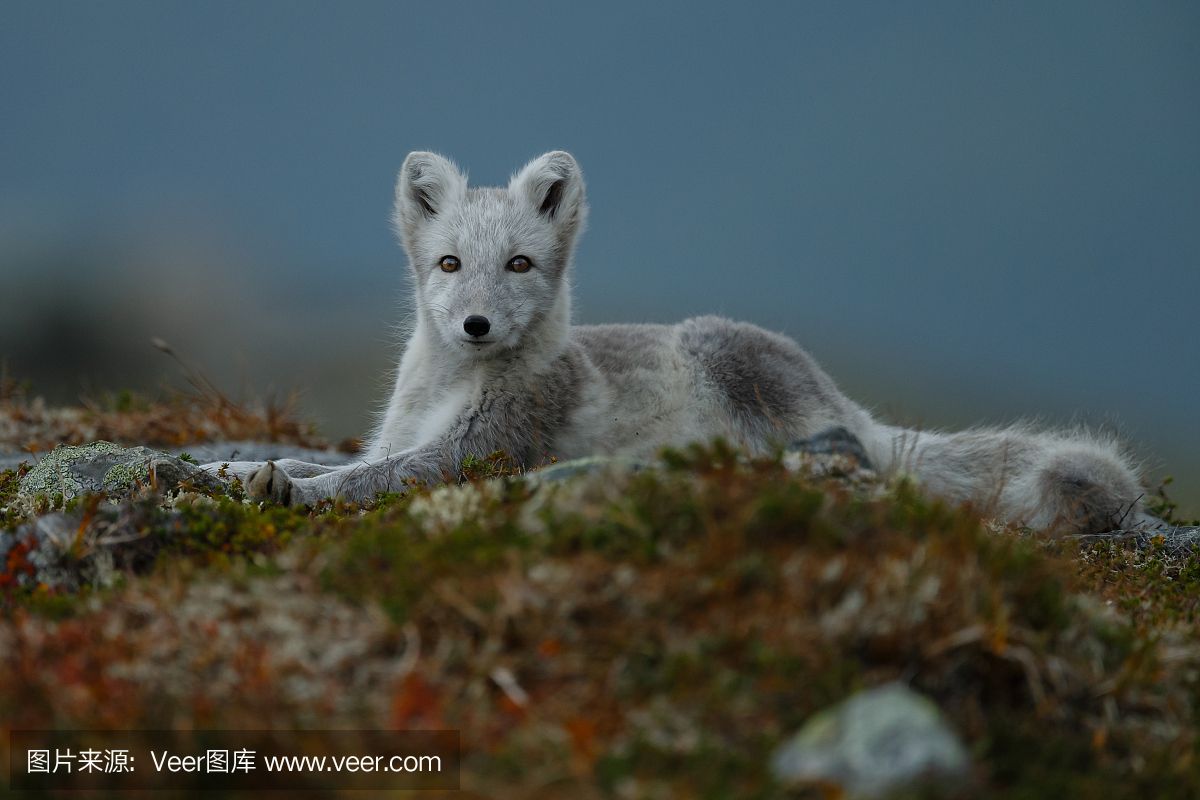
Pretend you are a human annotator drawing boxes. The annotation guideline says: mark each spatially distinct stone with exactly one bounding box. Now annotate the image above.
[527,433,878,490]
[784,427,878,486]
[0,506,195,592]
[770,682,970,798]
[179,440,358,467]
[528,455,642,485]
[788,426,874,470]
[1066,527,1200,555]
[1,440,357,477]
[16,441,228,503]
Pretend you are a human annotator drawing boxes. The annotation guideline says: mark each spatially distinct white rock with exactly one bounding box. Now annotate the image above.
[771,682,970,798]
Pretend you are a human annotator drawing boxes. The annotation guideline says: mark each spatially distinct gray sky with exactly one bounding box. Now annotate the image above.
[2,1,1198,511]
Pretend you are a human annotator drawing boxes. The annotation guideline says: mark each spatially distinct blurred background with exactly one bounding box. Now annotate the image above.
[1,1,1197,514]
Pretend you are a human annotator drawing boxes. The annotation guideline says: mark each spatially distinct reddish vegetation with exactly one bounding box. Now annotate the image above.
[0,372,325,452]
[2,396,1199,798]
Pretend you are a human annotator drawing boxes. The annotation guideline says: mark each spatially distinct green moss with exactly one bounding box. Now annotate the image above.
[1,463,31,530]
[156,495,315,565]
[460,450,524,481]
[320,481,531,623]
[18,582,99,621]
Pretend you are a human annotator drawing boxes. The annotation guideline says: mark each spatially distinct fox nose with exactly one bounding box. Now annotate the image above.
[463,315,491,337]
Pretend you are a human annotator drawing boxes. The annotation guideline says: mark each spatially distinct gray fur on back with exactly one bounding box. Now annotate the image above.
[204,151,1162,535]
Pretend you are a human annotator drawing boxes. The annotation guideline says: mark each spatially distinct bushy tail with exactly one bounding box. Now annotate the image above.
[858,421,1159,534]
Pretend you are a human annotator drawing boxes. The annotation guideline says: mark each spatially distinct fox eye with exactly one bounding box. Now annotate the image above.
[507,256,532,273]
[439,256,460,273]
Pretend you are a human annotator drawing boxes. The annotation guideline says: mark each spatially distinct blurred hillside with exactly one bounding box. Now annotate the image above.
[0,234,396,443]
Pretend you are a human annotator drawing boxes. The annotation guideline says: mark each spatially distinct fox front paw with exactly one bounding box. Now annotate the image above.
[245,460,294,505]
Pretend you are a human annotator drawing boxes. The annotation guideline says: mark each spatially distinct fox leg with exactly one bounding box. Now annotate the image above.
[201,458,342,487]
[245,446,455,506]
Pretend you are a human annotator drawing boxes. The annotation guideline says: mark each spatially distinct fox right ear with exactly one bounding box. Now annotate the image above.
[393,152,467,243]
[509,151,588,251]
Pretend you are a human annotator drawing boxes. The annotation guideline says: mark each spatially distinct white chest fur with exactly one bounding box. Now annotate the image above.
[412,381,474,448]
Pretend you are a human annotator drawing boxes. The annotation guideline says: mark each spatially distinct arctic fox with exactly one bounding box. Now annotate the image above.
[205,151,1161,534]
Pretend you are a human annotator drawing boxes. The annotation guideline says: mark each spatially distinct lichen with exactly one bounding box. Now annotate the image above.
[100,459,151,494]
[15,441,217,504]
[14,441,123,500]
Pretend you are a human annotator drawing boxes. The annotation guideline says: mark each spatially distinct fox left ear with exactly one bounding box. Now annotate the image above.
[509,151,588,247]
[393,151,468,252]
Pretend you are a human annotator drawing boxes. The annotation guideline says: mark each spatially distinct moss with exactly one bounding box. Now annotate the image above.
[320,481,530,623]
[155,495,316,565]
[18,582,99,621]
[460,450,524,481]
[1,463,31,530]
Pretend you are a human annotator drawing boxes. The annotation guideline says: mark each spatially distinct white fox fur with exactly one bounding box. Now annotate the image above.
[205,151,1161,534]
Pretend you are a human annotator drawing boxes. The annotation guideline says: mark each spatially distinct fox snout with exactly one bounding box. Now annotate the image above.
[463,315,491,337]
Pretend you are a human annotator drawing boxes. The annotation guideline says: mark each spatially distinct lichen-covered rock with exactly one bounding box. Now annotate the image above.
[17,441,228,503]
[529,455,643,485]
[770,683,970,798]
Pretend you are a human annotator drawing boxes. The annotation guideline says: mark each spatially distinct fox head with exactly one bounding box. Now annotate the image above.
[393,151,587,362]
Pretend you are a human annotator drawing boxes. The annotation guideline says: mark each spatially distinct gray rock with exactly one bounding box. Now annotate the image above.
[1065,526,1200,554]
[528,455,642,485]
[1,441,358,476]
[0,504,196,592]
[16,441,228,503]
[784,428,878,486]
[788,426,874,470]
[0,513,98,591]
[527,434,878,489]
[179,440,358,467]
[771,683,970,798]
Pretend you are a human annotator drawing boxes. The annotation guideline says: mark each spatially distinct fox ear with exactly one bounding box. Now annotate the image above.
[509,151,588,246]
[393,151,467,244]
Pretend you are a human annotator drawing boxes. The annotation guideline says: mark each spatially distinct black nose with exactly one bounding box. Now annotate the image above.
[463,315,491,337]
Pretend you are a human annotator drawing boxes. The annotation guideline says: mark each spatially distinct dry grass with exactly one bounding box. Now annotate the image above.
[0,360,326,452]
